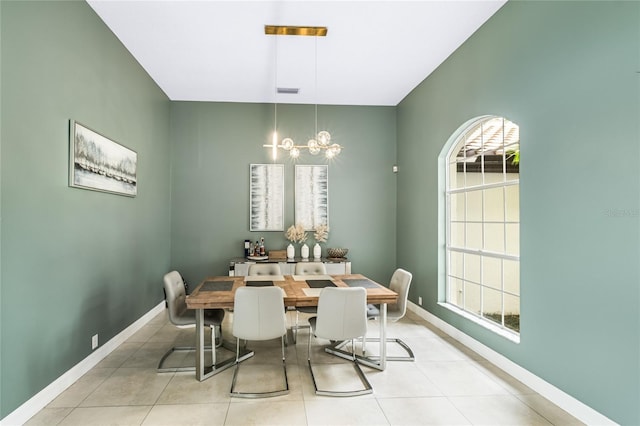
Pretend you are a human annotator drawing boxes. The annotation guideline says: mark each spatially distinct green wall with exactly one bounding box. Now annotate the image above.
[396,1,640,424]
[1,0,637,423]
[169,102,397,285]
[0,1,171,417]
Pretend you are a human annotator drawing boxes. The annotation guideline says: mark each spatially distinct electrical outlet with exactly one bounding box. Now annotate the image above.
[91,334,98,350]
[418,296,423,306]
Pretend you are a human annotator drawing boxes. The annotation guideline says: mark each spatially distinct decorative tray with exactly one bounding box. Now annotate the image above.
[247,255,269,261]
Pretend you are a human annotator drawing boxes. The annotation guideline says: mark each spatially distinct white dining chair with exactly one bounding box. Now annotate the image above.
[247,263,282,276]
[365,268,414,361]
[307,286,373,396]
[230,286,289,398]
[292,262,327,343]
[158,271,225,372]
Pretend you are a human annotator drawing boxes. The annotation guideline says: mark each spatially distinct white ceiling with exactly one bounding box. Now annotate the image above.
[87,0,506,106]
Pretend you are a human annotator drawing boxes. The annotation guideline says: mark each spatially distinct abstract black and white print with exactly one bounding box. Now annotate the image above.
[295,165,328,230]
[249,164,284,231]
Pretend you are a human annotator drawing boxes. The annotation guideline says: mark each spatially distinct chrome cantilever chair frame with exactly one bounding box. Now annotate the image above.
[158,271,226,372]
[157,328,223,373]
[308,287,373,397]
[230,286,289,398]
[363,268,415,361]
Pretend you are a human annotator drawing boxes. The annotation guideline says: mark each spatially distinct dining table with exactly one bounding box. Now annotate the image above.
[185,273,398,382]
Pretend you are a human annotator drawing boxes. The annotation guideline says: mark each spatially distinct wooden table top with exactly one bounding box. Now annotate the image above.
[186,274,397,310]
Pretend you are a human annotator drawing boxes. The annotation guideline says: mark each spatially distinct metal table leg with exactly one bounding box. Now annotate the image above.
[195,308,254,381]
[379,302,387,370]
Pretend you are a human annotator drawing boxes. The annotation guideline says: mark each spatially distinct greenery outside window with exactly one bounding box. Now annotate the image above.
[444,116,520,335]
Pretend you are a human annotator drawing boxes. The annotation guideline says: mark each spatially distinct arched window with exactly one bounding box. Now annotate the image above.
[444,116,520,335]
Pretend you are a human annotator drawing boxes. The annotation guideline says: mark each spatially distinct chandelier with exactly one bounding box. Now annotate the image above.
[263,25,343,160]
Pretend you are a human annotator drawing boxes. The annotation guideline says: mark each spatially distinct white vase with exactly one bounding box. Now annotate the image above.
[287,243,295,260]
[313,243,321,259]
[301,243,309,260]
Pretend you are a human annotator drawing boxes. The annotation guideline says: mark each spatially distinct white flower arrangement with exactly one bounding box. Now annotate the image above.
[285,223,308,244]
[313,224,329,243]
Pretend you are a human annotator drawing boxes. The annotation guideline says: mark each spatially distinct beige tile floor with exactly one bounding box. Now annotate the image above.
[26,310,584,426]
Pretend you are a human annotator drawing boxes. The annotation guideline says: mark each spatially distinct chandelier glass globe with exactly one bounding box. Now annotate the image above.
[317,130,331,147]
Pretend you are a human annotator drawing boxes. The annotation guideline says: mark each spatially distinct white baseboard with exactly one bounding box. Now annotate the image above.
[1,302,165,426]
[407,302,616,426]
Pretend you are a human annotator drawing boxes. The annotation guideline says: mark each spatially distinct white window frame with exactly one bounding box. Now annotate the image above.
[442,116,520,341]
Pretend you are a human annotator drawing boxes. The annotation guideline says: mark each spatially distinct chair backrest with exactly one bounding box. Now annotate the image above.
[315,287,367,341]
[388,268,412,320]
[295,262,327,275]
[163,271,191,326]
[233,286,287,341]
[247,263,282,276]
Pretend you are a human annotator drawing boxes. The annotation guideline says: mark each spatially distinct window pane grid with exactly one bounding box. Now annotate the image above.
[447,179,519,194]
[447,279,519,299]
[446,246,519,262]
[444,116,520,335]
[451,220,520,225]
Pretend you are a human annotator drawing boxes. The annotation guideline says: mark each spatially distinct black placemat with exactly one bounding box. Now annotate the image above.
[200,281,234,292]
[306,279,337,288]
[246,281,274,287]
[343,278,380,288]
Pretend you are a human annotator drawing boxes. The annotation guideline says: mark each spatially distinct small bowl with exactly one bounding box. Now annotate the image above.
[327,248,349,259]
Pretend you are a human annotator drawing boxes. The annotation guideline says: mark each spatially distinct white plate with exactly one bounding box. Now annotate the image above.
[247,255,268,260]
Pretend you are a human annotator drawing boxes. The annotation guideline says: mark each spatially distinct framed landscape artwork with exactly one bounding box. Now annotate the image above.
[295,164,328,230]
[69,120,137,197]
[249,163,284,231]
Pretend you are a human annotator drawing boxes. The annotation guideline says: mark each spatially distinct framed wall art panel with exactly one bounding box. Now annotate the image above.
[249,163,284,231]
[295,164,328,230]
[69,120,137,197]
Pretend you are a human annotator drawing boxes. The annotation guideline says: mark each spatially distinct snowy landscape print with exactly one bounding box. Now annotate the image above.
[70,121,137,196]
